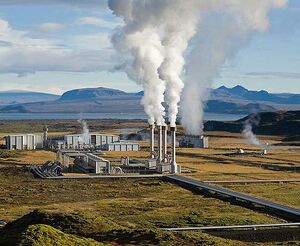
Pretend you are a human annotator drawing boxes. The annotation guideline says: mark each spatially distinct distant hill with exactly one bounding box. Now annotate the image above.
[205,100,276,114]
[211,85,300,105]
[59,87,129,101]
[204,110,300,136]
[0,85,300,114]
[0,90,59,105]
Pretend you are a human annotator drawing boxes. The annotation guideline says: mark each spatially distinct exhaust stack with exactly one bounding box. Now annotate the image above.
[158,125,163,162]
[149,124,155,159]
[170,126,177,174]
[43,125,48,148]
[162,125,168,162]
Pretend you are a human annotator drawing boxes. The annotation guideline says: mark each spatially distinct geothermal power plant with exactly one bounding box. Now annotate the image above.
[6,120,192,178]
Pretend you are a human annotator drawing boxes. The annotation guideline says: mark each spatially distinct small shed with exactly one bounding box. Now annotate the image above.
[179,135,209,148]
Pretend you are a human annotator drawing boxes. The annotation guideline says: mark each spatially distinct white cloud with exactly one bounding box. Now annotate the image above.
[34,22,64,32]
[78,16,121,29]
[246,71,300,79]
[0,0,108,8]
[0,18,114,76]
[72,32,111,49]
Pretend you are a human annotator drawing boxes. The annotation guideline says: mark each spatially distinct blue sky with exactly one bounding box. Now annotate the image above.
[0,0,299,94]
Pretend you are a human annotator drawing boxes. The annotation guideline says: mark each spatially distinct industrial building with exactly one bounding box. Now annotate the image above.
[104,141,140,151]
[64,133,120,149]
[179,135,209,148]
[5,131,140,152]
[5,134,44,150]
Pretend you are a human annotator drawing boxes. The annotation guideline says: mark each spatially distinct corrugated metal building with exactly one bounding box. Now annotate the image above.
[179,135,209,148]
[104,141,140,151]
[5,134,44,150]
[64,133,120,149]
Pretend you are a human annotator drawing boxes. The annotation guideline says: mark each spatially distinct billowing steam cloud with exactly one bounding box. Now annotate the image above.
[109,1,166,125]
[77,118,90,145]
[181,0,287,135]
[242,115,264,148]
[108,0,287,132]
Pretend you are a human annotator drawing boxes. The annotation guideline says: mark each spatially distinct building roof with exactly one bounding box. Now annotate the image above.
[85,153,109,162]
[106,141,139,146]
[6,134,43,137]
[64,133,119,137]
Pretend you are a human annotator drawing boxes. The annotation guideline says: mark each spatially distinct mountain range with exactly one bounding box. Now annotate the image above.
[0,85,299,114]
[0,90,59,106]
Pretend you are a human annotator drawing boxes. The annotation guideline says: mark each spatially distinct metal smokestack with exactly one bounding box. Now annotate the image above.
[43,125,48,148]
[158,125,163,162]
[149,124,155,159]
[170,126,177,174]
[162,125,168,162]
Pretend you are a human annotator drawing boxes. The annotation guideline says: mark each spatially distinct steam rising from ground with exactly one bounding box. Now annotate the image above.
[242,115,263,148]
[108,0,287,132]
[77,119,90,145]
[242,114,270,151]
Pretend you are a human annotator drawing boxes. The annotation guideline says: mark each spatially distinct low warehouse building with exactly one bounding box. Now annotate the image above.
[5,134,44,150]
[65,133,120,149]
[179,135,209,148]
[104,141,140,151]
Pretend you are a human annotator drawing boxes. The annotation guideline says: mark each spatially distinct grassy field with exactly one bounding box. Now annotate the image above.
[0,163,290,245]
[0,120,300,244]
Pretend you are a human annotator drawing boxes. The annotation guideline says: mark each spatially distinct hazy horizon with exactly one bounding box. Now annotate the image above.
[0,84,298,96]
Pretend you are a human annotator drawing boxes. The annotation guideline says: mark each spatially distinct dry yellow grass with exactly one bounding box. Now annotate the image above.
[1,150,56,165]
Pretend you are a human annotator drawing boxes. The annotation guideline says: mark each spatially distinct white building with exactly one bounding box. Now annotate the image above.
[179,135,209,148]
[104,141,140,151]
[5,134,44,150]
[64,133,120,149]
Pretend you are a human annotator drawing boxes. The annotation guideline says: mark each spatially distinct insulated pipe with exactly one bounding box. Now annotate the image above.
[149,124,155,159]
[162,125,168,162]
[158,125,163,162]
[170,126,177,174]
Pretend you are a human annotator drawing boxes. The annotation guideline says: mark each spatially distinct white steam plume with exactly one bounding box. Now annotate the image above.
[77,118,90,145]
[157,1,207,127]
[242,115,264,148]
[109,0,207,126]
[109,1,166,125]
[181,0,287,135]
[108,0,287,131]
